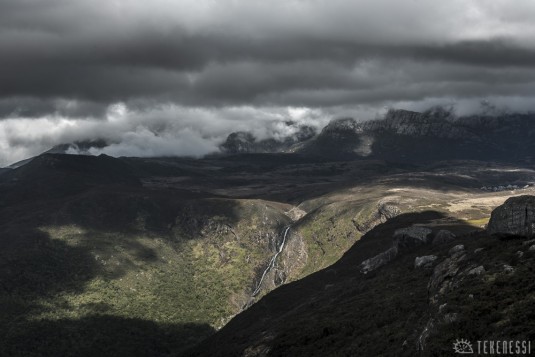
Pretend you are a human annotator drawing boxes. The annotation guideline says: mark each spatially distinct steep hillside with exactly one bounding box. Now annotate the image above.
[188,197,535,357]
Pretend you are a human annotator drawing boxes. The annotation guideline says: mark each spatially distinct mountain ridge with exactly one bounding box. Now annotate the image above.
[218,108,535,164]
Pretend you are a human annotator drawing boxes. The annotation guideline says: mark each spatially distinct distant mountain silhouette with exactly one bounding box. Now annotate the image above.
[220,125,316,154]
[7,140,108,168]
[300,109,535,163]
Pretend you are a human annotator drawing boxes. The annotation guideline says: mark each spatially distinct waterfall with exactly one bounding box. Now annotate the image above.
[252,226,291,297]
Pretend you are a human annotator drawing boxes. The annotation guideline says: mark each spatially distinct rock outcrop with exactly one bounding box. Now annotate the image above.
[415,255,438,269]
[394,227,432,250]
[352,202,401,234]
[487,195,535,238]
[428,247,468,304]
[360,226,432,274]
[432,230,456,245]
[360,247,398,274]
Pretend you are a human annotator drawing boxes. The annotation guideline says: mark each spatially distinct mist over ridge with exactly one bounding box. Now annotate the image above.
[3,97,535,167]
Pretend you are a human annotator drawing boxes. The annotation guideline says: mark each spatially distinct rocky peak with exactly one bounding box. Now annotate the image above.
[220,132,256,154]
[422,106,455,120]
[320,117,362,135]
[220,126,316,154]
[487,195,535,238]
[46,139,109,155]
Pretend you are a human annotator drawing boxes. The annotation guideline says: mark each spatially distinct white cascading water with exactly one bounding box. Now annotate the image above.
[252,226,291,297]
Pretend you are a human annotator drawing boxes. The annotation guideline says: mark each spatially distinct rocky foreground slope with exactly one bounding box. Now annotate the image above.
[187,196,535,356]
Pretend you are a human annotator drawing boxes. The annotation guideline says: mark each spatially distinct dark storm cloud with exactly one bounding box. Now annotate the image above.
[3,35,535,103]
[1,0,535,109]
[2,0,535,165]
[407,40,535,68]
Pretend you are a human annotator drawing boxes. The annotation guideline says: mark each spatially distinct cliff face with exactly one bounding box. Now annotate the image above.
[364,109,474,140]
[309,109,474,144]
[487,195,535,238]
[300,109,535,163]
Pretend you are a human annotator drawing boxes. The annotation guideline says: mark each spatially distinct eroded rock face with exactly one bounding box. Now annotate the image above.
[428,251,468,304]
[352,202,401,234]
[487,195,535,238]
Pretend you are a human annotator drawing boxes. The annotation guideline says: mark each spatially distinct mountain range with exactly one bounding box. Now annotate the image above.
[222,108,535,163]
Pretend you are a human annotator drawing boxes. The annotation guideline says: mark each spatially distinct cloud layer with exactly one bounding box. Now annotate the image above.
[2,0,535,165]
[0,104,330,166]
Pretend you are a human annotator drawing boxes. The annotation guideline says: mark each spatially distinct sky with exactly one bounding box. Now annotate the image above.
[1,0,535,166]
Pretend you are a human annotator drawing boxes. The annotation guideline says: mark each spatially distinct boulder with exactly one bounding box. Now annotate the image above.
[467,265,486,275]
[415,255,438,269]
[432,230,456,245]
[360,247,398,274]
[394,226,432,250]
[443,313,459,324]
[487,195,535,238]
[449,244,465,256]
[502,265,515,274]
